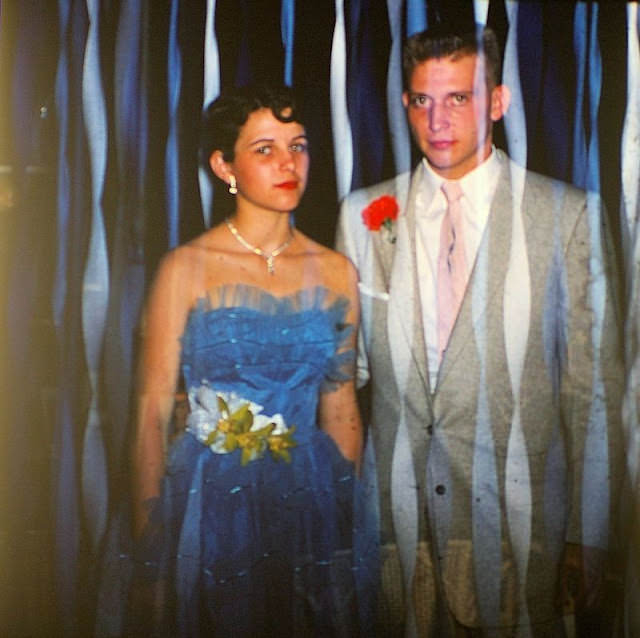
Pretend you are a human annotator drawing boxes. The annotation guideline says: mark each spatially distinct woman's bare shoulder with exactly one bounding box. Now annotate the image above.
[294,230,358,295]
[160,226,230,272]
[148,227,228,300]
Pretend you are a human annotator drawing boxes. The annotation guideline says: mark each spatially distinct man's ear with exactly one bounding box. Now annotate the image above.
[209,150,231,182]
[490,84,511,122]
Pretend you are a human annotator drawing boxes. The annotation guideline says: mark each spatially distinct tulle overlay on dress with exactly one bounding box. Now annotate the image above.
[96,285,379,637]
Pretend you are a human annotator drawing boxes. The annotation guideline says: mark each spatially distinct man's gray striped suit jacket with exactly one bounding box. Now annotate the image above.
[336,150,624,635]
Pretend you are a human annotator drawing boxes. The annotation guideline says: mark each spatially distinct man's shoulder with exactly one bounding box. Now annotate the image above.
[500,152,587,205]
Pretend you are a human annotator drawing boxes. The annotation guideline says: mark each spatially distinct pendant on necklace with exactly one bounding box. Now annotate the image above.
[225,219,293,275]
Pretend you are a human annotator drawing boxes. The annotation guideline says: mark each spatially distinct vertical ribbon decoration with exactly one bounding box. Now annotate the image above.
[330,0,353,199]
[386,0,411,176]
[580,2,610,554]
[621,2,640,258]
[502,0,527,168]
[198,0,220,229]
[165,0,182,248]
[503,3,533,630]
[53,1,86,633]
[282,0,295,87]
[105,0,149,490]
[406,0,427,36]
[81,0,110,555]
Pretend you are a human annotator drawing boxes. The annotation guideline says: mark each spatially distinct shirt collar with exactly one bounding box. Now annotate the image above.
[420,146,502,212]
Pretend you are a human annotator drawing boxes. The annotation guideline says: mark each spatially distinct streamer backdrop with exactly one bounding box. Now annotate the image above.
[1,1,639,635]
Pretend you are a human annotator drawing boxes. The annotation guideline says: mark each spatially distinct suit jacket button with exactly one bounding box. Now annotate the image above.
[435,484,446,495]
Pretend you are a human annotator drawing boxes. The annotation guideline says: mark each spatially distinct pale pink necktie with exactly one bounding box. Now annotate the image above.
[437,181,468,361]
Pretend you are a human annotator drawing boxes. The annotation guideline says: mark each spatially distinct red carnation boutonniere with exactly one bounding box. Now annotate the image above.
[361,195,398,243]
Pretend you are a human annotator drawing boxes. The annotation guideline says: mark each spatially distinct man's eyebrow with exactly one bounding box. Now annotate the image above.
[408,89,474,95]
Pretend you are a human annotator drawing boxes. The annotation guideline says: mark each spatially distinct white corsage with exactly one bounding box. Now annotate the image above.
[186,385,297,465]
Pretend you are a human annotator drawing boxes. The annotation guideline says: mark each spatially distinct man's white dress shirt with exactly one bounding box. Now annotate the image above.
[415,150,502,389]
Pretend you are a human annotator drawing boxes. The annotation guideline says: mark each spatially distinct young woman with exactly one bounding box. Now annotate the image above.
[128,84,377,636]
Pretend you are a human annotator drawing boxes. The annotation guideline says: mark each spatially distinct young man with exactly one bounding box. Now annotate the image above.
[337,25,623,636]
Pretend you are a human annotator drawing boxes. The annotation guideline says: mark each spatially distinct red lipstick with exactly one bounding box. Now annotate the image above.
[275,181,298,190]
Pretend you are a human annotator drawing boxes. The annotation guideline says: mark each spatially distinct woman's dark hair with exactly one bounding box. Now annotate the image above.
[200,84,304,169]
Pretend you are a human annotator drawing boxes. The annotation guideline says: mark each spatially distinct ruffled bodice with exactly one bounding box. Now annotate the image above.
[180,285,355,446]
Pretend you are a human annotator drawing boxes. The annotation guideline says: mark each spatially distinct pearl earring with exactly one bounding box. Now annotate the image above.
[228,175,237,195]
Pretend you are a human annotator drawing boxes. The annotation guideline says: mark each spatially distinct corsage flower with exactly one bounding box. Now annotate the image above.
[361,195,398,243]
[186,385,297,465]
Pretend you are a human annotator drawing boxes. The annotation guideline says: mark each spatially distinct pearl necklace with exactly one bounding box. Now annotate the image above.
[226,219,294,275]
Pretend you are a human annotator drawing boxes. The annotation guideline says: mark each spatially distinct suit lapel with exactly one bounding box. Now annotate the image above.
[387,165,431,397]
[435,158,516,391]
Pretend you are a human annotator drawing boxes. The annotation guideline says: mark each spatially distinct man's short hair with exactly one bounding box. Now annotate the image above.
[403,24,502,90]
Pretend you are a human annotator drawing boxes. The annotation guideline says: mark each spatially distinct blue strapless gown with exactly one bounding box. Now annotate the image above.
[129,285,378,637]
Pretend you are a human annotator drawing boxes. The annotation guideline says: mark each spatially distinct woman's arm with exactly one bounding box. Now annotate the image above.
[318,255,363,470]
[131,250,191,538]
[318,380,363,470]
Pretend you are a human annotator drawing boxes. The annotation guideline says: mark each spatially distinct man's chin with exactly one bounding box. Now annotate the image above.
[423,156,460,179]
